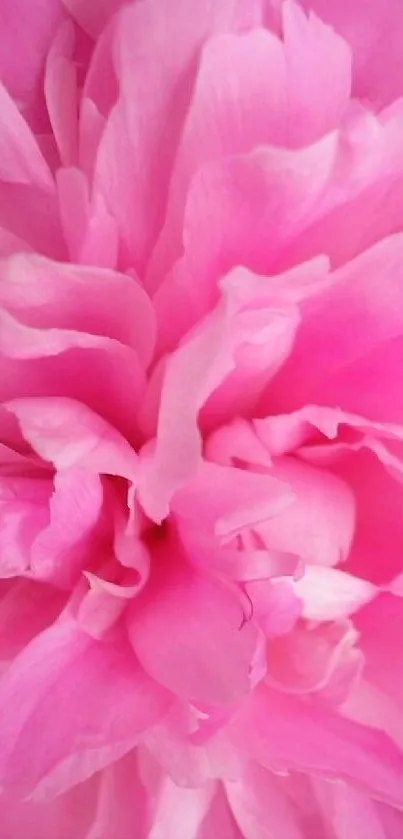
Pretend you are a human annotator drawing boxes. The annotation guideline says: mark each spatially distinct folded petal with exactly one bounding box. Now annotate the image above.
[127,536,257,705]
[6,398,137,480]
[30,467,104,588]
[0,309,145,438]
[266,618,363,704]
[62,0,127,39]
[293,566,376,621]
[0,253,156,368]
[139,272,301,520]
[256,455,355,568]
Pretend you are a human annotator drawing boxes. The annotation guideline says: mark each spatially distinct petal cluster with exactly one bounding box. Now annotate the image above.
[1,0,403,836]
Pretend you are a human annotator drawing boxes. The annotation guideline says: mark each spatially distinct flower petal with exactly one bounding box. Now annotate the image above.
[127,536,257,705]
[229,684,403,808]
[0,621,169,798]
[6,398,137,479]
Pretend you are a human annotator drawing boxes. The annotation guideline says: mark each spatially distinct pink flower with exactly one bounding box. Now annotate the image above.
[1,0,403,835]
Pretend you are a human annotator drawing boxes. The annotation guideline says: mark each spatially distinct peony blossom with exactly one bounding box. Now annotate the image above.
[2,0,403,835]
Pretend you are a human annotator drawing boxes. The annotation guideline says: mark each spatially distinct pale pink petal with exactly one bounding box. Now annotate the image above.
[313,780,392,839]
[142,703,212,788]
[153,142,335,350]
[0,309,145,438]
[266,618,363,703]
[225,762,306,839]
[30,468,104,588]
[256,455,355,568]
[229,684,403,807]
[148,4,350,294]
[0,253,156,367]
[127,535,257,705]
[172,460,292,544]
[147,27,288,293]
[92,0,264,272]
[246,578,302,637]
[268,106,403,273]
[6,397,137,480]
[0,621,169,798]
[293,566,376,621]
[85,752,148,839]
[254,404,401,458]
[148,776,215,839]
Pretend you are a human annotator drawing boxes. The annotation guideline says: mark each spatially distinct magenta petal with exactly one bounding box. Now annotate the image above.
[0,0,62,121]
[127,537,257,705]
[0,82,54,190]
[0,621,169,798]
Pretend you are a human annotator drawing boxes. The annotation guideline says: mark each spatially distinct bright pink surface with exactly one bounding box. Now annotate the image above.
[1,0,403,836]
